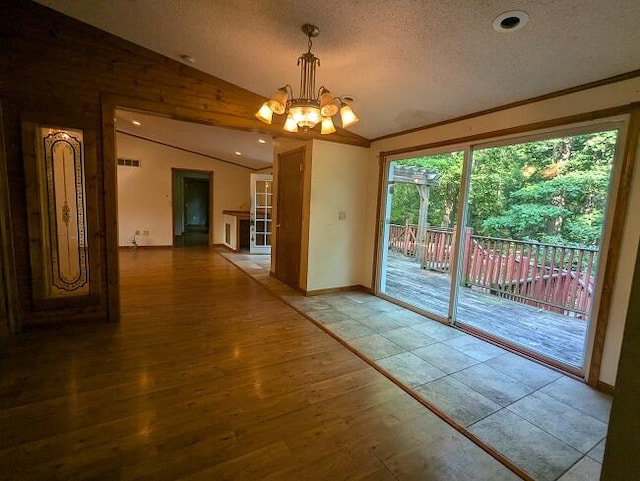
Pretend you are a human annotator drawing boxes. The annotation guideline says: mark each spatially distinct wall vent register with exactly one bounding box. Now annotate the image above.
[117,158,141,167]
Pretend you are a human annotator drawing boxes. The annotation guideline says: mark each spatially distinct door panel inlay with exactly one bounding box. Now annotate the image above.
[42,129,89,294]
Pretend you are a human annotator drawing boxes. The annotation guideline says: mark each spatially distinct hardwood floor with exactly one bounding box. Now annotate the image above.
[0,248,519,480]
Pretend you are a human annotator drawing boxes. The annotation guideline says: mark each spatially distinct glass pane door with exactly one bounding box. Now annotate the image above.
[455,129,620,369]
[250,173,273,254]
[379,151,464,320]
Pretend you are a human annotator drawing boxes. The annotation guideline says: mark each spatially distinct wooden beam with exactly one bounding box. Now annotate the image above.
[392,165,440,186]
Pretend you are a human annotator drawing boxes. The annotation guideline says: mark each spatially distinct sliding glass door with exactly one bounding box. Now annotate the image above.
[456,129,620,368]
[379,150,464,321]
[378,124,623,371]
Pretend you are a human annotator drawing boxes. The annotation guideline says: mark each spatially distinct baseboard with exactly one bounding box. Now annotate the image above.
[264,271,371,298]
[118,245,173,250]
[214,243,238,252]
[596,380,615,395]
[303,284,370,296]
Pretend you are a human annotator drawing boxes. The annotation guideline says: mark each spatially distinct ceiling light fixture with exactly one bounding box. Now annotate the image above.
[493,10,529,32]
[258,138,267,144]
[255,24,359,135]
[235,151,242,156]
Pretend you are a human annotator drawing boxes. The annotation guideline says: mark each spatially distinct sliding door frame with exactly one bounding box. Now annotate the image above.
[461,120,627,376]
[373,107,636,384]
[375,143,469,325]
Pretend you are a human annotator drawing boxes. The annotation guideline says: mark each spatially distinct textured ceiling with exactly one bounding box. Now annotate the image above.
[37,0,640,141]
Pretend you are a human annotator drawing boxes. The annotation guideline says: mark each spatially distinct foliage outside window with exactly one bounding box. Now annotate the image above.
[390,130,617,249]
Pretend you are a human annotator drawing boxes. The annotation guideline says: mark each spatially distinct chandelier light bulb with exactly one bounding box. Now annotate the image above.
[267,87,289,114]
[340,103,359,128]
[319,89,339,117]
[290,104,321,128]
[283,114,298,132]
[256,102,273,124]
[321,116,336,135]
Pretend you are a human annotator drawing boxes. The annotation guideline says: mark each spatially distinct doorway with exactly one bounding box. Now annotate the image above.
[275,148,304,289]
[378,124,623,372]
[172,169,212,247]
[250,173,273,254]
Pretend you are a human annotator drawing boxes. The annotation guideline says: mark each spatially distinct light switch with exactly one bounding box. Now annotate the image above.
[338,211,347,221]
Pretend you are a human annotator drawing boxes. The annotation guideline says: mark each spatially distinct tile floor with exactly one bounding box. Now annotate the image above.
[220,252,612,481]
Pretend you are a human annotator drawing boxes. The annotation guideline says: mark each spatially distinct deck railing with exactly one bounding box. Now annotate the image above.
[388,223,596,318]
[388,220,418,256]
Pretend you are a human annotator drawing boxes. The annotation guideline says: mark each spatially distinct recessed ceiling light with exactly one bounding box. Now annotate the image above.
[235,151,242,156]
[493,10,529,33]
[258,138,266,144]
[131,120,141,126]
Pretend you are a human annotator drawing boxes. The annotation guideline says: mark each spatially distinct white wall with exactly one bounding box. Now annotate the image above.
[306,140,370,291]
[364,77,640,385]
[116,134,251,246]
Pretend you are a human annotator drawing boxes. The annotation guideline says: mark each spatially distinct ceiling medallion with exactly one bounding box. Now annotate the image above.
[255,24,359,135]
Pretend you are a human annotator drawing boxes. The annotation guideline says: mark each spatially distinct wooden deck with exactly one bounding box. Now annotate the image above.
[384,251,587,367]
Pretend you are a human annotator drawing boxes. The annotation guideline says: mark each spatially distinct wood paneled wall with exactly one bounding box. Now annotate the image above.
[0,0,368,328]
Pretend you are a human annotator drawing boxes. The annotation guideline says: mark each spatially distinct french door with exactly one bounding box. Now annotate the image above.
[250,173,273,254]
[378,123,624,372]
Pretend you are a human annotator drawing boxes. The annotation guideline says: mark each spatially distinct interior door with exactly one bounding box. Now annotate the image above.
[250,173,273,254]
[275,148,304,289]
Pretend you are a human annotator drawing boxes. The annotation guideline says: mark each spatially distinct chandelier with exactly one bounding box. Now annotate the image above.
[255,24,359,135]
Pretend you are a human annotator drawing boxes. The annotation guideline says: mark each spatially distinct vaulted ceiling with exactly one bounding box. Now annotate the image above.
[36,0,640,164]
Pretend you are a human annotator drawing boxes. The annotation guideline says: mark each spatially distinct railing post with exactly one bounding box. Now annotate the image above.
[462,227,473,285]
[404,218,410,255]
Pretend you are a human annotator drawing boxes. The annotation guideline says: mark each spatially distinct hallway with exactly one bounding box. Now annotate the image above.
[0,248,518,480]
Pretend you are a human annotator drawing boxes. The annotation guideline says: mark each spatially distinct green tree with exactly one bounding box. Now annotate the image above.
[390,151,463,226]
[389,130,618,248]
[480,131,616,246]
